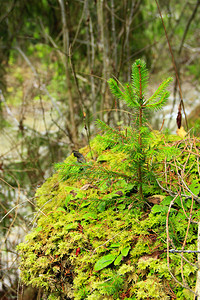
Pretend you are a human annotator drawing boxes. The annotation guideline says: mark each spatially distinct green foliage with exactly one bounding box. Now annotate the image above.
[17,132,200,299]
[17,60,200,299]
[2,1,200,297]
[98,273,124,298]
[94,246,131,271]
[94,254,117,271]
[98,59,172,199]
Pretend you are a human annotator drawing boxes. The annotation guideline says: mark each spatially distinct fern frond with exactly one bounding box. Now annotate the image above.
[131,59,149,99]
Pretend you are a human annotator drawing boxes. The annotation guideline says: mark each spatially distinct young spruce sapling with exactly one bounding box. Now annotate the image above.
[97,59,173,200]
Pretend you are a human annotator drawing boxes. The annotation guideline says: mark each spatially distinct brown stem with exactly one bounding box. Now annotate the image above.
[154,0,189,130]
[138,106,143,200]
[138,63,143,200]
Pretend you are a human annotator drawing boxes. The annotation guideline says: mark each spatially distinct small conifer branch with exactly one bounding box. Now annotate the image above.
[145,91,170,111]
[138,64,142,100]
[132,59,149,97]
[96,119,129,143]
[108,78,125,101]
[144,77,173,106]
[124,84,139,108]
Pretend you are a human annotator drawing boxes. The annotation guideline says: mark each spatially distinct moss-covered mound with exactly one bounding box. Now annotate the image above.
[17,132,200,300]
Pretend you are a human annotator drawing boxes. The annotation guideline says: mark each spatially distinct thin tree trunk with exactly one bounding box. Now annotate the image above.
[58,0,78,146]
[111,0,117,71]
[124,1,135,82]
[89,14,96,119]
[97,0,110,122]
[178,0,200,56]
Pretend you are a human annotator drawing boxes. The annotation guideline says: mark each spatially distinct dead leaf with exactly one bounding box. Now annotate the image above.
[147,195,165,204]
[128,203,133,210]
[176,126,187,138]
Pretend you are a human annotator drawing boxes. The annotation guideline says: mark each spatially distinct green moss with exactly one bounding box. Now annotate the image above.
[17,133,200,299]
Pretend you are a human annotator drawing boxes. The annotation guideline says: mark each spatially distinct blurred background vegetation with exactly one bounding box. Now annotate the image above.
[0,0,200,298]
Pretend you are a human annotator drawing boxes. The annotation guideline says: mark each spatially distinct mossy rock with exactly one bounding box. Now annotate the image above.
[17,132,199,299]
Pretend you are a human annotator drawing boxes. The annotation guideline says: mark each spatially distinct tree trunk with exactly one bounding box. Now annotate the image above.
[58,0,78,147]
[97,0,110,122]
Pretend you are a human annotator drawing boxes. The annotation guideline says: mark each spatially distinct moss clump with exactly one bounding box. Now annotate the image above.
[17,131,200,299]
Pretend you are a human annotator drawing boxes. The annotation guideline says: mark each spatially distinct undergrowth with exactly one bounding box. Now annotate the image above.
[17,60,200,299]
